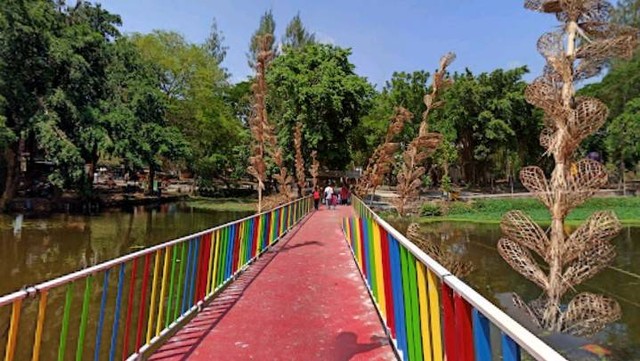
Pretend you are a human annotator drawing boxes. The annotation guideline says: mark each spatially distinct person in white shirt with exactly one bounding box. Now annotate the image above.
[323,184,334,210]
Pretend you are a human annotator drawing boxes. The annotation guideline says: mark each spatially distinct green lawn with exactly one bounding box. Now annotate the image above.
[409,196,640,225]
[186,197,256,212]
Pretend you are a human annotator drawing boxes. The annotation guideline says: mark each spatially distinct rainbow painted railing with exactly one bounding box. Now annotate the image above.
[0,196,312,361]
[345,196,567,361]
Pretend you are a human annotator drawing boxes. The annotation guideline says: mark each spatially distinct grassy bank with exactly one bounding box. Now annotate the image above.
[410,197,640,225]
[186,197,256,212]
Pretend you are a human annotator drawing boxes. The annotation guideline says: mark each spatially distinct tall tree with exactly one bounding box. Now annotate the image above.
[0,0,123,204]
[35,2,122,189]
[248,10,276,68]
[204,17,228,66]
[103,37,190,192]
[267,43,373,170]
[605,98,640,187]
[0,0,57,208]
[282,12,315,50]
[132,31,243,185]
[430,67,542,186]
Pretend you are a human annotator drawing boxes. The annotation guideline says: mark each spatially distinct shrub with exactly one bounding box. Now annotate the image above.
[420,202,442,216]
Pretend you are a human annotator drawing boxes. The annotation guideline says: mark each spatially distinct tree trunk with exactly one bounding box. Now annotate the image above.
[0,144,19,211]
[148,167,155,194]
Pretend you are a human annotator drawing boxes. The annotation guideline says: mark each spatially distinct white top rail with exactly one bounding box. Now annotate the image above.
[354,197,568,361]
[0,196,310,308]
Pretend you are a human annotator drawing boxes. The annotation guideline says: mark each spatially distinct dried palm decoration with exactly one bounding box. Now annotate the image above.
[393,53,455,216]
[247,34,275,213]
[407,223,474,277]
[310,150,320,189]
[498,0,637,336]
[272,147,294,201]
[356,107,411,197]
[294,122,306,195]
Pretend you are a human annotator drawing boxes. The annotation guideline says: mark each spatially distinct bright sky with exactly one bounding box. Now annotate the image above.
[100,0,558,87]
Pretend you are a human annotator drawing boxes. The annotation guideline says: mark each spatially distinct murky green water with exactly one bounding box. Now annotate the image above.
[0,203,252,296]
[391,220,640,361]
[0,203,251,361]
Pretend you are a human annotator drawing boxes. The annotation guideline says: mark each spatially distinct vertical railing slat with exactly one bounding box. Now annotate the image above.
[146,251,161,344]
[58,282,74,361]
[454,293,474,361]
[5,299,22,361]
[416,262,432,361]
[109,264,126,361]
[94,269,110,361]
[75,275,93,361]
[441,283,457,361]
[135,253,152,351]
[473,309,491,361]
[32,291,48,361]
[122,258,139,360]
[426,269,443,361]
[501,333,521,361]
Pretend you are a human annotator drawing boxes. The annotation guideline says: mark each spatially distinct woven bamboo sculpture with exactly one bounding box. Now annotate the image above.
[310,150,320,189]
[294,122,306,195]
[499,0,638,336]
[247,35,275,213]
[392,53,454,216]
[356,107,411,197]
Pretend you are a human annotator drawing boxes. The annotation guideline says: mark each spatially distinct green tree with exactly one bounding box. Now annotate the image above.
[35,2,122,189]
[248,9,276,68]
[430,67,542,186]
[0,0,123,204]
[267,44,374,169]
[204,17,228,66]
[132,31,244,186]
[104,37,191,193]
[352,71,430,164]
[0,0,56,207]
[282,13,315,50]
[605,98,640,186]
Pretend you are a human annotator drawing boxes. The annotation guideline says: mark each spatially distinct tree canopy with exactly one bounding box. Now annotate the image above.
[267,44,374,170]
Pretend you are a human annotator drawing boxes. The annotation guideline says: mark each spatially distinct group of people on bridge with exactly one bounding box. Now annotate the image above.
[312,183,350,210]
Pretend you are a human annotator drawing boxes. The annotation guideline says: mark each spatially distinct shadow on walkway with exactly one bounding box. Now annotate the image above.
[332,332,390,361]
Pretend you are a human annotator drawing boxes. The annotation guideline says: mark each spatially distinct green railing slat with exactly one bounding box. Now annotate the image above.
[75,275,93,361]
[58,282,74,361]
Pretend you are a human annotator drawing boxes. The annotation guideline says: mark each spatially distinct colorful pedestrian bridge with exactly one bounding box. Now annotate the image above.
[0,197,567,361]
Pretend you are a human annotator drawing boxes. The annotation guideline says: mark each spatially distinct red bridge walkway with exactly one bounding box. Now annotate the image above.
[150,206,396,361]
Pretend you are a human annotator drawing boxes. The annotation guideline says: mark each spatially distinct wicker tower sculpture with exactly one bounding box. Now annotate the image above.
[356,108,411,197]
[498,0,638,336]
[247,35,275,213]
[393,53,454,216]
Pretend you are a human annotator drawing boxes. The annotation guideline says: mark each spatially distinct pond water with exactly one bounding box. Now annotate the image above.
[390,220,640,361]
[0,203,252,296]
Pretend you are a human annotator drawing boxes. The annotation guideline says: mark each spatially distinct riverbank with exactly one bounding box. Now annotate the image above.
[383,197,640,225]
[186,197,257,212]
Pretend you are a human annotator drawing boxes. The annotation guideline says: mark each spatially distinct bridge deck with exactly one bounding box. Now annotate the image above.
[150,205,396,361]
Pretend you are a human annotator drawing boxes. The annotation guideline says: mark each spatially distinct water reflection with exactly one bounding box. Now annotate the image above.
[0,203,251,295]
[391,221,640,361]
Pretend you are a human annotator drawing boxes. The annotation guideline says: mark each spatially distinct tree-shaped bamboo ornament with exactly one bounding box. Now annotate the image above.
[310,150,320,189]
[498,0,638,335]
[247,34,275,213]
[393,53,455,216]
[356,107,411,198]
[294,122,306,195]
